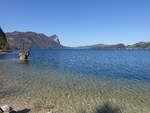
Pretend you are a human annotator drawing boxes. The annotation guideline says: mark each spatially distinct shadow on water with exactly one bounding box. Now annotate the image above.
[10,109,30,113]
[78,103,121,113]
[19,60,29,64]
[95,103,121,113]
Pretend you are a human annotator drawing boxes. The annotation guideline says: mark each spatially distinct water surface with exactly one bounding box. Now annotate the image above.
[0,49,150,113]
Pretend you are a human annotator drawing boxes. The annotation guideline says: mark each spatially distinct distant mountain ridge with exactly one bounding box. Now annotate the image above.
[76,44,106,49]
[1,28,150,50]
[6,31,63,49]
[77,42,150,49]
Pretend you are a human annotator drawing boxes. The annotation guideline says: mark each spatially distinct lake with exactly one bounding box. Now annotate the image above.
[0,49,150,113]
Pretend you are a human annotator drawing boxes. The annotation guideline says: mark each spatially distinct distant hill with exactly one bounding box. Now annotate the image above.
[75,42,150,50]
[76,44,106,49]
[127,42,150,49]
[6,31,63,49]
[89,43,126,49]
[0,28,9,50]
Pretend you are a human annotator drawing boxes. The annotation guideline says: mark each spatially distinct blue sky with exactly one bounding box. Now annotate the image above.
[0,0,150,46]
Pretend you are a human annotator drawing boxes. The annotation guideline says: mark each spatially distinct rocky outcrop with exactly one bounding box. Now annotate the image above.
[49,35,60,44]
[6,31,63,49]
[0,28,9,50]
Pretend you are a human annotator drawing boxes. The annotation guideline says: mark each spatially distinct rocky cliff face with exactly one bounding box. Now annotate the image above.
[0,28,9,50]
[50,35,60,44]
[6,31,63,49]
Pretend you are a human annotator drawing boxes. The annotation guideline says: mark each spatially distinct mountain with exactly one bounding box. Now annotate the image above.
[0,28,9,50]
[2,30,150,50]
[6,31,63,49]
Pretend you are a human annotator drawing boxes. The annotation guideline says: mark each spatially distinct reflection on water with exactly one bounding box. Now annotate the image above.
[0,49,150,113]
[19,60,29,64]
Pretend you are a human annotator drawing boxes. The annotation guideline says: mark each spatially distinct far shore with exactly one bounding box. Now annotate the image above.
[0,50,11,54]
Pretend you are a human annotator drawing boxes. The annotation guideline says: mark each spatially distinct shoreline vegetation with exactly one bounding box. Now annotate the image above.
[0,27,10,54]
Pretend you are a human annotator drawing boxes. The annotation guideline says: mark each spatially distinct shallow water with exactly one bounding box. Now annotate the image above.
[0,49,150,113]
